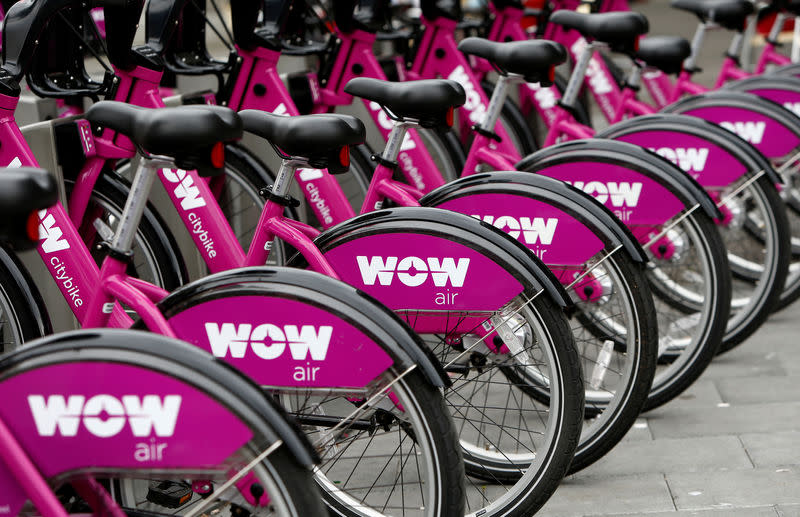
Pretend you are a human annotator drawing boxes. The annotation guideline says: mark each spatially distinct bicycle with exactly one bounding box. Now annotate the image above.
[1,4,590,515]
[128,0,662,477]
[0,166,327,517]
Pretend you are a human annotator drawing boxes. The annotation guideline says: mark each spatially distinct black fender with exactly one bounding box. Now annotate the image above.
[0,244,52,340]
[724,75,800,114]
[595,113,785,186]
[516,138,722,221]
[419,170,649,263]
[725,75,800,96]
[297,207,574,308]
[0,328,319,468]
[145,266,451,388]
[661,90,800,166]
[771,63,800,78]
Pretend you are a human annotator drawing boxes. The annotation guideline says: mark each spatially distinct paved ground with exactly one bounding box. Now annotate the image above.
[538,305,800,515]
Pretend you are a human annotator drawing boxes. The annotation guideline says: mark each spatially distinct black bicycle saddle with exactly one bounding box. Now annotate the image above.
[239,111,365,173]
[671,0,754,31]
[344,78,466,128]
[84,102,242,176]
[458,38,567,85]
[636,36,692,74]
[549,11,649,54]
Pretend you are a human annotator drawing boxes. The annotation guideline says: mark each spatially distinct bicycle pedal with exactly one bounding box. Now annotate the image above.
[146,480,193,509]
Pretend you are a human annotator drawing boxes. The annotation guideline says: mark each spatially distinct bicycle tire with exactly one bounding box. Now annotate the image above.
[295,207,585,517]
[0,244,51,352]
[516,139,732,410]
[642,209,731,409]
[597,113,791,351]
[114,444,327,517]
[0,328,328,517]
[419,173,658,473]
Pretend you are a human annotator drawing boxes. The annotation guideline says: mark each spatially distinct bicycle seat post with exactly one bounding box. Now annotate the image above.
[562,42,597,110]
[479,74,521,136]
[270,158,306,199]
[684,22,710,72]
[111,156,167,255]
[726,29,745,61]
[794,18,800,62]
[382,120,414,164]
[739,6,763,70]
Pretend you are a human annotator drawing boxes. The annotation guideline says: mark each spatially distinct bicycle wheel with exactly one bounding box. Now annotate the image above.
[149,268,466,517]
[721,76,800,308]
[420,174,657,473]
[488,252,656,474]
[716,174,790,352]
[300,207,585,517]
[517,139,732,409]
[66,174,187,290]
[599,113,790,351]
[775,167,800,308]
[764,148,800,309]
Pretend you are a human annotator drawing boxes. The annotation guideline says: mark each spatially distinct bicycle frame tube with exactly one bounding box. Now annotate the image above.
[408,16,520,159]
[81,158,174,335]
[754,12,793,73]
[0,94,135,328]
[71,65,247,273]
[0,416,69,517]
[360,122,425,209]
[227,45,358,228]
[316,28,446,193]
[714,56,750,88]
[755,42,792,73]
[243,159,339,277]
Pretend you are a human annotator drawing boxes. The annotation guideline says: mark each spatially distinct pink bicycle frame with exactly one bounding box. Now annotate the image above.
[309,27,446,194]
[0,92,179,336]
[407,15,521,160]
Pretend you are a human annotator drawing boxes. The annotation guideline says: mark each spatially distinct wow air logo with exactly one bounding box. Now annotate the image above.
[648,148,710,177]
[473,215,557,259]
[38,210,70,253]
[205,323,332,382]
[163,168,217,259]
[784,102,800,117]
[357,256,470,288]
[564,181,643,222]
[38,210,84,308]
[719,121,766,145]
[29,394,181,461]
